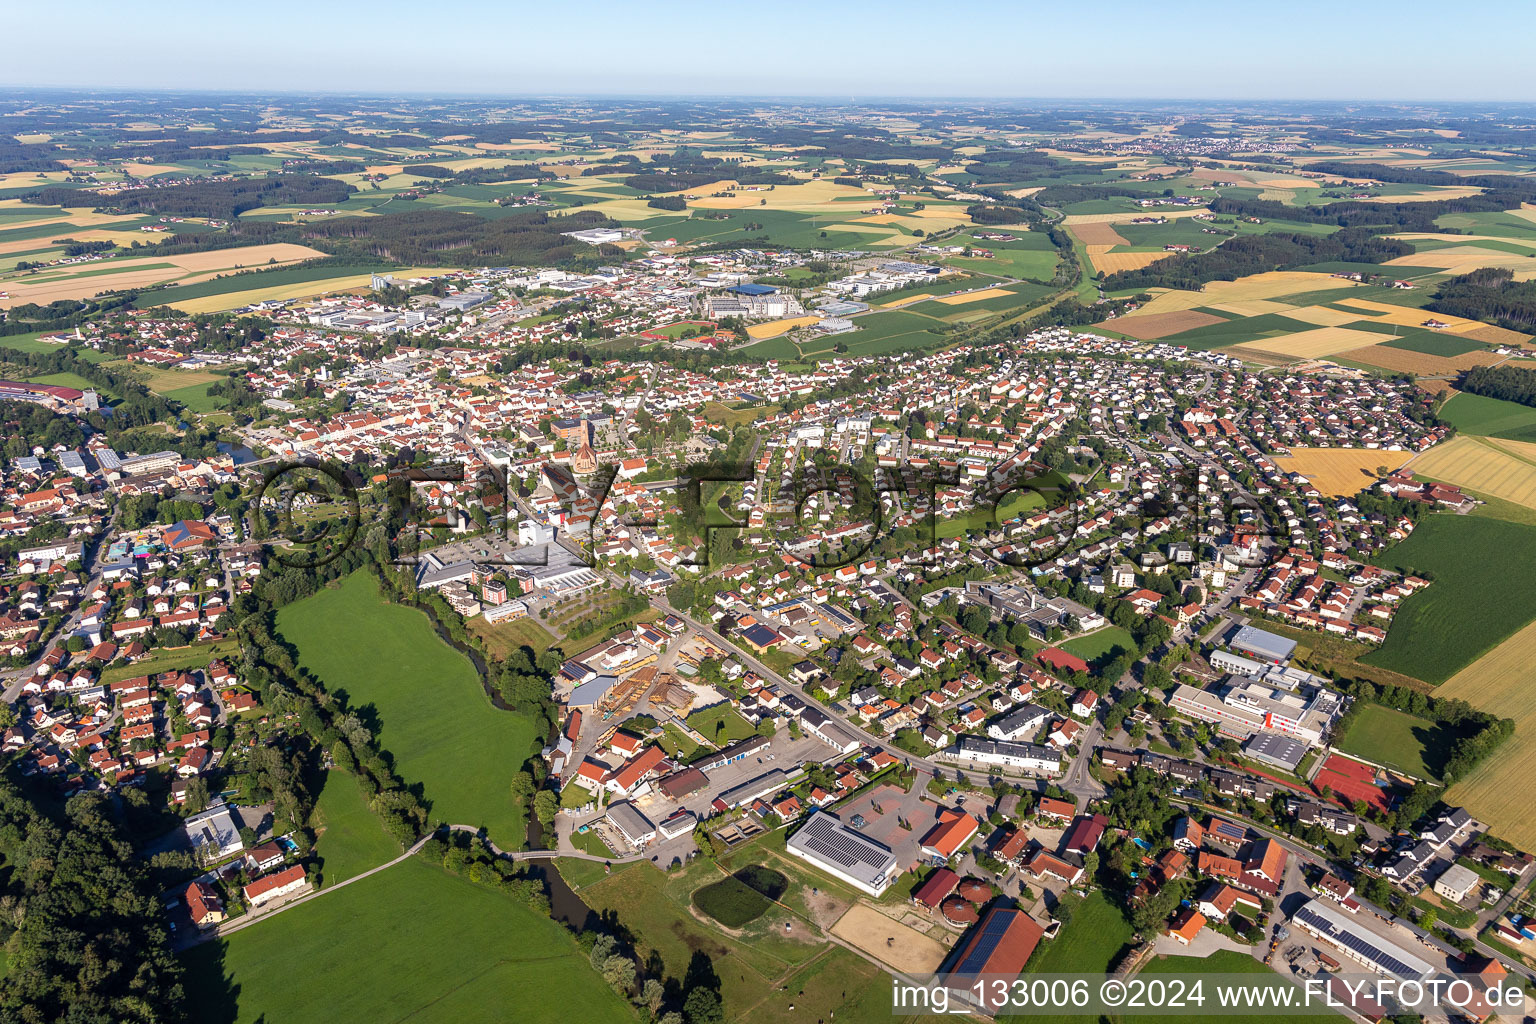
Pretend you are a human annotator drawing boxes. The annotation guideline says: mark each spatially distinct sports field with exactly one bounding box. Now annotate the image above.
[276,571,539,848]
[1366,514,1536,684]
[1270,448,1413,496]
[1406,435,1536,509]
[1334,704,1454,781]
[1439,617,1536,850]
[180,857,631,1024]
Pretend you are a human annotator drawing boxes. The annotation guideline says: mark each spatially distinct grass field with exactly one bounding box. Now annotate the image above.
[180,857,632,1024]
[686,704,757,745]
[277,571,539,848]
[1366,514,1536,684]
[100,639,240,685]
[1438,392,1536,441]
[1439,616,1536,850]
[1406,435,1536,510]
[468,613,558,658]
[1061,625,1137,663]
[1128,951,1328,1024]
[1024,891,1133,975]
[1270,448,1414,496]
[1334,703,1458,781]
[310,769,400,883]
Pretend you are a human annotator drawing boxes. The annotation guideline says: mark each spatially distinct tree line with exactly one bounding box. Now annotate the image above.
[1459,362,1536,407]
[24,175,355,220]
[1429,268,1536,331]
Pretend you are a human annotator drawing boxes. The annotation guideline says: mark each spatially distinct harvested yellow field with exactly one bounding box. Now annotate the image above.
[746,315,820,339]
[687,179,868,211]
[933,287,1012,305]
[1332,297,1486,332]
[1463,323,1534,347]
[1407,435,1536,509]
[1279,304,1367,327]
[879,293,932,309]
[1088,249,1173,274]
[0,243,327,308]
[1133,271,1355,317]
[1438,617,1536,850]
[1207,298,1296,317]
[830,904,948,975]
[1340,344,1502,375]
[1386,247,1536,276]
[1231,326,1388,360]
[1061,209,1211,226]
[1271,447,1412,495]
[164,266,451,314]
[1069,222,1129,246]
[1359,187,1485,203]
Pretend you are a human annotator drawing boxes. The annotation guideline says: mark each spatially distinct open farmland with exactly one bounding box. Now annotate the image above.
[1439,392,1536,440]
[1067,221,1128,245]
[1406,435,1536,509]
[1108,309,1227,340]
[276,571,538,849]
[1438,617,1536,850]
[1129,271,1360,318]
[1366,514,1536,684]
[0,243,327,308]
[1086,248,1173,274]
[1230,325,1391,360]
[1270,448,1414,496]
[180,857,632,1024]
[1338,343,1503,374]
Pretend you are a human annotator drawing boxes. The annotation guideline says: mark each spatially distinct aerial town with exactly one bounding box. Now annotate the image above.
[3,82,1536,1024]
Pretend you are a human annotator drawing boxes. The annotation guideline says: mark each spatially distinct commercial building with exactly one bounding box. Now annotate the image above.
[1228,625,1297,665]
[785,811,899,897]
[937,735,1061,775]
[1433,863,1480,904]
[1290,899,1433,977]
[607,801,657,848]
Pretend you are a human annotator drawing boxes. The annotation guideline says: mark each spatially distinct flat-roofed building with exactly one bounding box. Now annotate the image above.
[785,811,899,897]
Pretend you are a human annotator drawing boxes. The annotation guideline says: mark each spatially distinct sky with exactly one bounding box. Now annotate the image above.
[5,0,1531,102]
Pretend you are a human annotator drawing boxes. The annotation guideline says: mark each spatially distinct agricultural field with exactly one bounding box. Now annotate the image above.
[1334,704,1461,781]
[276,571,539,848]
[163,265,452,313]
[1437,392,1536,441]
[1439,617,1536,850]
[1231,325,1390,361]
[1270,448,1414,496]
[1366,514,1536,684]
[0,243,328,308]
[1406,435,1536,510]
[309,769,400,883]
[180,857,631,1024]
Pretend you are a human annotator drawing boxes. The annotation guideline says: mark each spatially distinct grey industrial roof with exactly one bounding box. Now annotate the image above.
[786,811,898,888]
[1292,899,1433,977]
[606,801,656,843]
[1230,625,1297,662]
